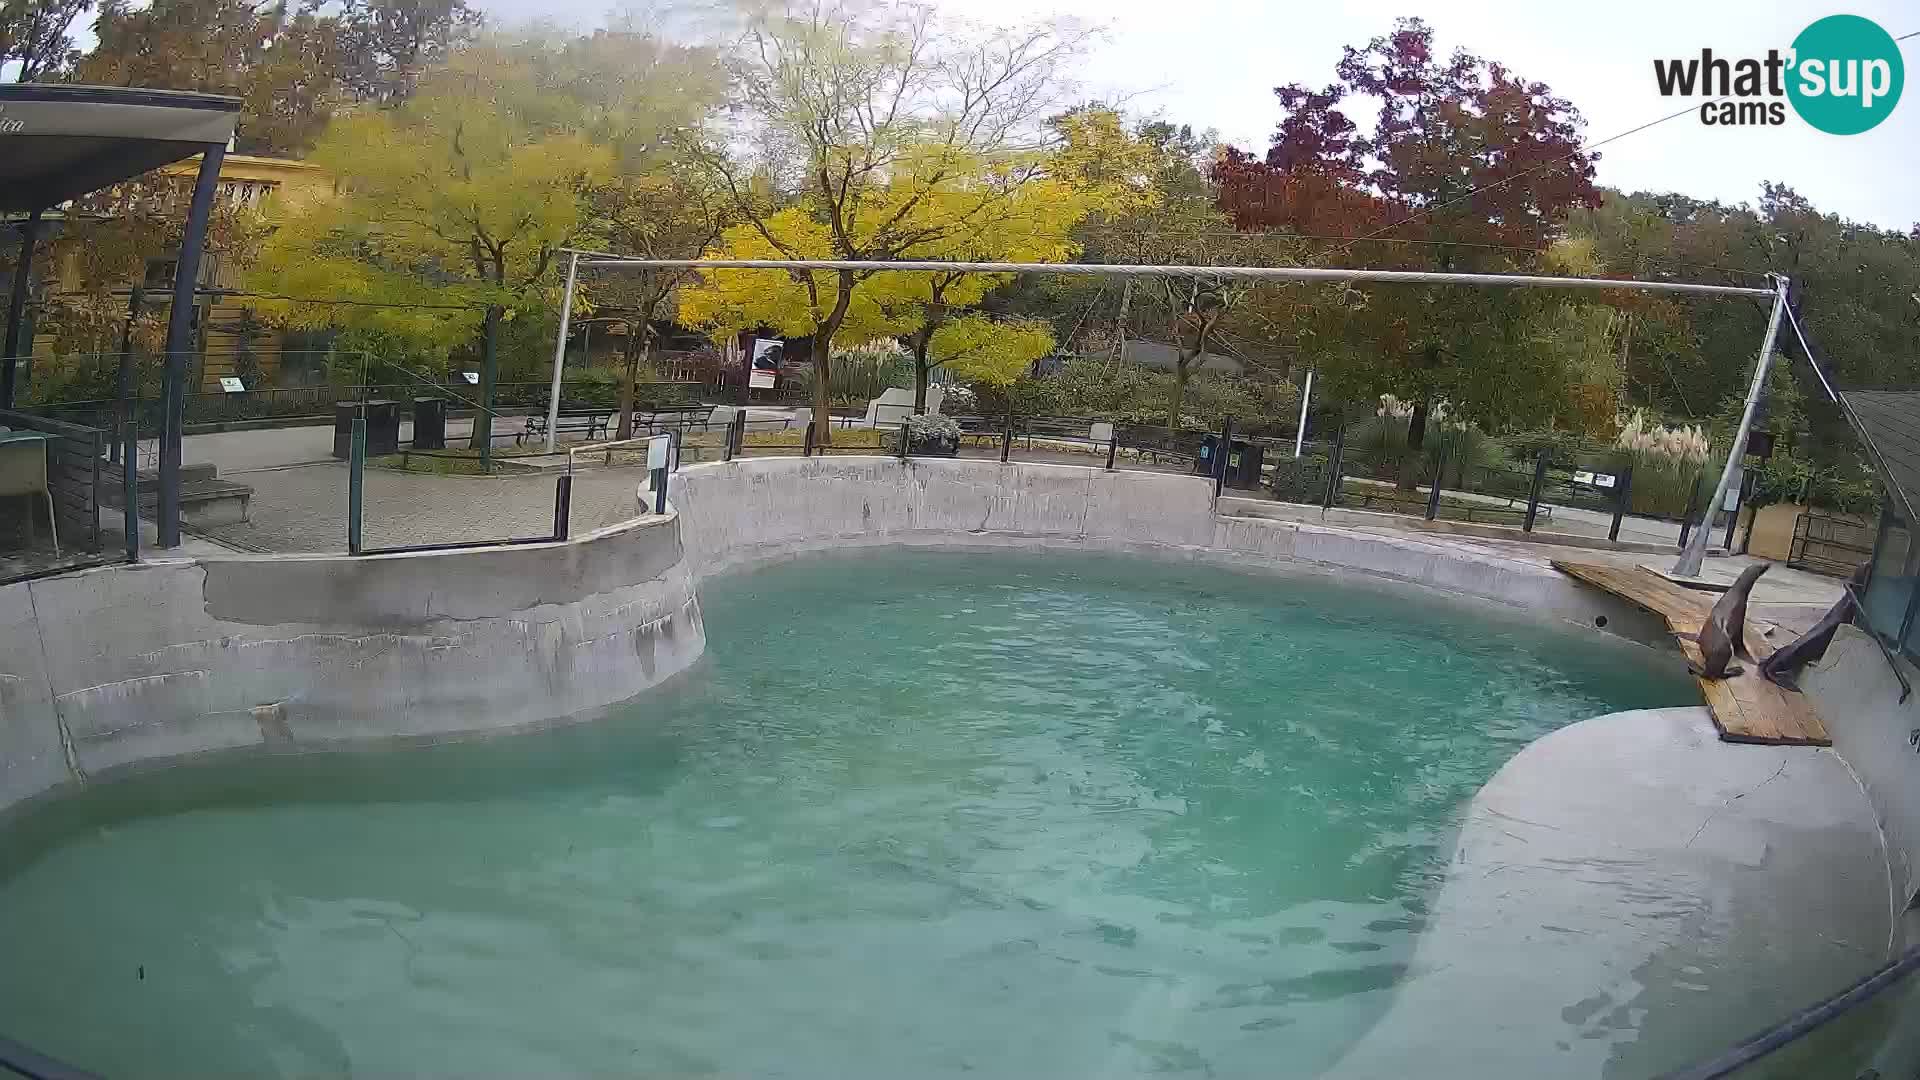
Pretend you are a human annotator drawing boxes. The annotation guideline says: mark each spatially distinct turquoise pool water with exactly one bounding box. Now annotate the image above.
[0,550,1694,1078]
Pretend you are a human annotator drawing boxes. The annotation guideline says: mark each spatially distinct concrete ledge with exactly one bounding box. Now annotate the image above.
[1220,496,1678,555]
[1330,706,1888,1079]
[1803,625,1920,945]
[673,457,1674,647]
[0,513,702,817]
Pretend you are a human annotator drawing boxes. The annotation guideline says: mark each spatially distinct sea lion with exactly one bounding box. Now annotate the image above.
[1759,564,1867,691]
[1680,563,1768,679]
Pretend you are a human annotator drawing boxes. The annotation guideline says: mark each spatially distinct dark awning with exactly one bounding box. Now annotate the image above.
[1838,389,1920,521]
[0,84,241,212]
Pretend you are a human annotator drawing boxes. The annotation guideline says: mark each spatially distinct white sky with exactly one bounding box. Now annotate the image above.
[482,0,1920,231]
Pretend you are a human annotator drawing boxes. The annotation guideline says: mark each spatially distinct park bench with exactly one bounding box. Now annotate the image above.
[519,408,612,446]
[629,404,714,435]
[1116,424,1205,469]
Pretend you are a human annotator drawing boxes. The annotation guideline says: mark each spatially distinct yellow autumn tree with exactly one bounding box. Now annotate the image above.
[926,315,1055,387]
[249,35,611,447]
[869,108,1160,407]
[676,3,1092,442]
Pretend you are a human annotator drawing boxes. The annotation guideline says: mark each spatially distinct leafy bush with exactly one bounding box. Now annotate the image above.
[1752,454,1880,515]
[965,359,1300,431]
[791,342,914,405]
[1343,415,1507,489]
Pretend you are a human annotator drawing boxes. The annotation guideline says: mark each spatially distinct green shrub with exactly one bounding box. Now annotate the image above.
[967,359,1301,431]
[791,343,915,406]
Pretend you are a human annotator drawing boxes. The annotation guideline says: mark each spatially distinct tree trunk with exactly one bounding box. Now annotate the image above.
[809,269,857,447]
[468,304,501,449]
[1399,399,1430,492]
[911,325,934,413]
[809,331,834,447]
[615,334,645,442]
[1167,313,1218,429]
[1111,278,1132,371]
[911,283,947,413]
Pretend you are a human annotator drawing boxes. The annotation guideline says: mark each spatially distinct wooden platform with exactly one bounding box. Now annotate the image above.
[1552,560,1831,746]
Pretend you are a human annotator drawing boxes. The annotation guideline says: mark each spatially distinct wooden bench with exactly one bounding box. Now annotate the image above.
[630,405,714,435]
[520,409,612,445]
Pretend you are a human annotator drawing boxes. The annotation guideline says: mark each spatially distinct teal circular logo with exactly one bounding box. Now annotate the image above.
[1787,15,1904,134]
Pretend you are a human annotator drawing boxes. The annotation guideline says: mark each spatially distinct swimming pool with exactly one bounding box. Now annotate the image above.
[0,550,1694,1077]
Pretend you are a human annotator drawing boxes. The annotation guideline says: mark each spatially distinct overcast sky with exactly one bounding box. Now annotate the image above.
[484,0,1920,232]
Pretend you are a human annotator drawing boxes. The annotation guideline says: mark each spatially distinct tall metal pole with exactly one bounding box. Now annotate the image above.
[2,208,43,410]
[1294,369,1314,458]
[1672,275,1787,578]
[112,284,145,465]
[544,251,580,453]
[158,144,225,549]
[567,253,1776,299]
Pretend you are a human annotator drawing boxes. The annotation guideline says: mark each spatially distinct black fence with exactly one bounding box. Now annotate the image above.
[1241,424,1656,543]
[24,380,710,436]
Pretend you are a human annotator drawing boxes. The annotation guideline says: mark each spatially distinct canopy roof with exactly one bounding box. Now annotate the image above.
[1840,389,1920,521]
[0,84,240,213]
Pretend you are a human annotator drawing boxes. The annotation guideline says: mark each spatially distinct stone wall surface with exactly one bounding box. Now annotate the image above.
[0,514,701,816]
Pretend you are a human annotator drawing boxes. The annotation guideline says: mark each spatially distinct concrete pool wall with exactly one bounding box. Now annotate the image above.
[0,452,1914,1073]
[0,512,702,816]
[670,455,1671,640]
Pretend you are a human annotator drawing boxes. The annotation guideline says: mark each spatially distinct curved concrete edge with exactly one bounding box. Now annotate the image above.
[1802,625,1920,949]
[0,513,704,818]
[670,456,1675,647]
[1328,706,1889,1079]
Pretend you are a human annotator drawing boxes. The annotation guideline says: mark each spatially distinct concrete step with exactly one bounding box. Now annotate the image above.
[98,461,218,493]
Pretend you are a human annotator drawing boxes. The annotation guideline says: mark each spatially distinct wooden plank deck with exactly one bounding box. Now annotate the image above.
[1552,560,1831,747]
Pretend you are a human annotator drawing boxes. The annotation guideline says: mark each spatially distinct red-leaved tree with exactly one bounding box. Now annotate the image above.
[1215,18,1604,450]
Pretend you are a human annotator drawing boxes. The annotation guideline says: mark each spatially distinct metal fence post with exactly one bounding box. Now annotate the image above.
[1323,423,1345,509]
[1106,432,1118,470]
[899,421,911,461]
[1678,479,1701,549]
[1424,440,1448,521]
[803,420,815,457]
[1609,466,1633,543]
[552,473,573,540]
[348,416,365,555]
[1213,415,1235,501]
[122,416,140,562]
[1522,451,1549,532]
[1000,404,1014,463]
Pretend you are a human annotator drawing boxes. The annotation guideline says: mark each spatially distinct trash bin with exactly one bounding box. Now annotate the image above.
[412,397,447,450]
[1193,434,1220,476]
[363,399,401,456]
[332,400,402,459]
[1194,435,1264,489]
[1226,440,1264,490]
[332,401,358,459]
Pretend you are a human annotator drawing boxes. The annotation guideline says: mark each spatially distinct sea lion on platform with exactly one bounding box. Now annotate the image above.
[1759,564,1867,691]
[1680,563,1768,679]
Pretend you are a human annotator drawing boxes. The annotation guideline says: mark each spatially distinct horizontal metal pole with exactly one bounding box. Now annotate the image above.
[563,251,1775,298]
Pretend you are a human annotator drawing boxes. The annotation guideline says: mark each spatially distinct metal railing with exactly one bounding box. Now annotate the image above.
[1654,944,1920,1080]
